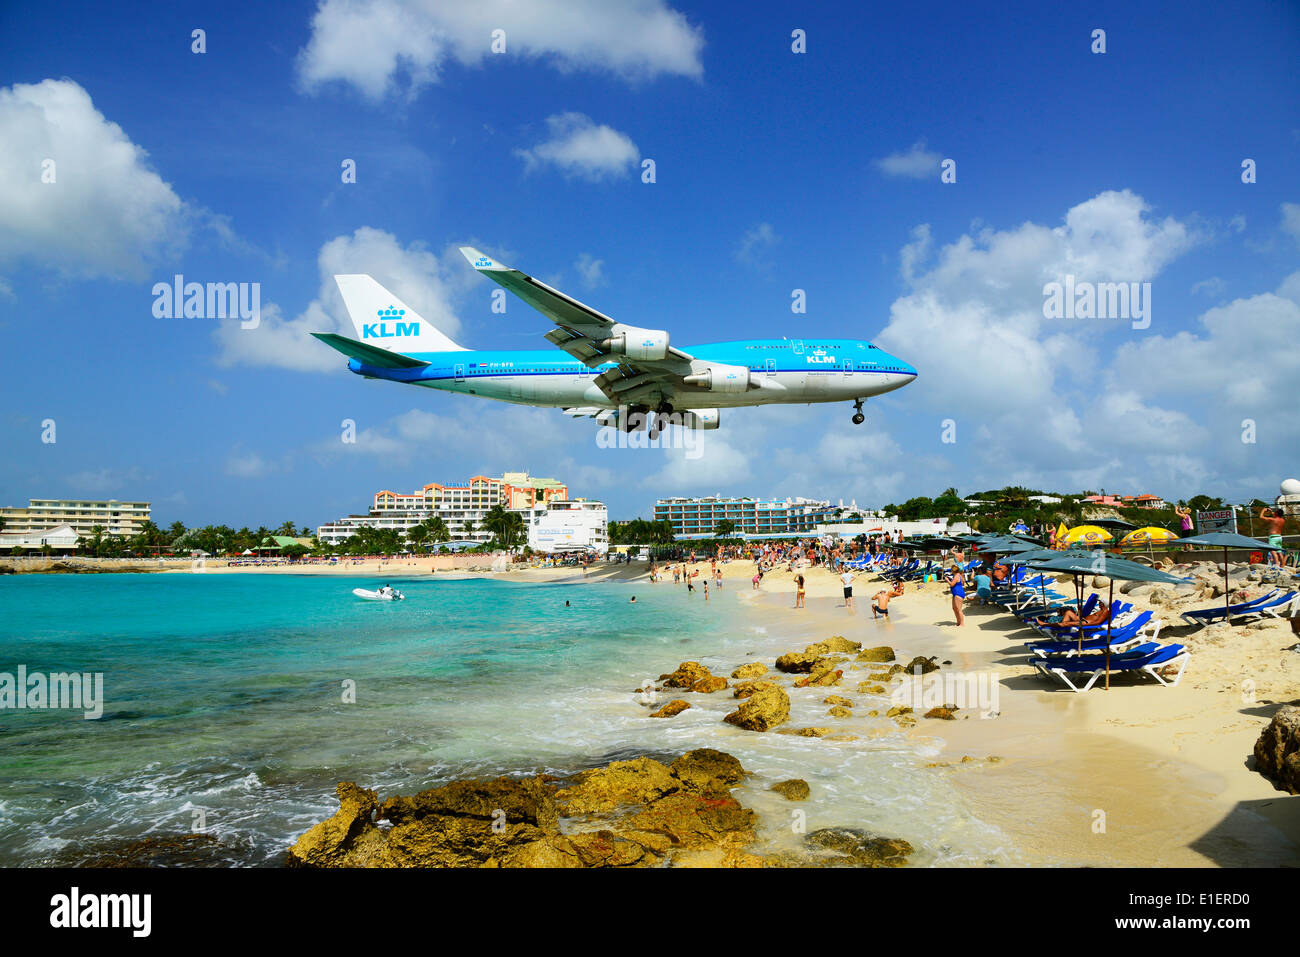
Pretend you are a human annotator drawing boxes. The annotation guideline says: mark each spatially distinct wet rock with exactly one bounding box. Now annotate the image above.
[1253,704,1300,795]
[650,699,691,718]
[856,646,896,663]
[805,828,913,867]
[775,651,820,673]
[723,684,790,731]
[795,667,843,688]
[823,695,853,707]
[924,706,958,720]
[286,782,384,867]
[670,748,747,794]
[810,636,861,654]
[885,706,913,718]
[857,682,886,694]
[770,779,811,801]
[661,661,713,689]
[902,656,940,675]
[691,676,728,694]
[556,758,677,813]
[828,705,852,718]
[620,792,757,850]
[731,662,768,679]
[733,679,778,699]
[777,727,831,737]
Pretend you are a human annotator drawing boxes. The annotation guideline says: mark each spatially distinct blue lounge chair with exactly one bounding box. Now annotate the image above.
[1031,643,1189,692]
[1026,611,1160,657]
[1178,589,1289,627]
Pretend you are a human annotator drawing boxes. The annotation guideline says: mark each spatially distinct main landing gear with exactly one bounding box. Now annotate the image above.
[851,398,866,425]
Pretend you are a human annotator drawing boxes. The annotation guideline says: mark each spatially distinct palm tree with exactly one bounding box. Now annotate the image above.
[714,519,737,537]
[425,516,450,545]
[275,521,298,537]
[483,505,525,549]
[405,521,429,551]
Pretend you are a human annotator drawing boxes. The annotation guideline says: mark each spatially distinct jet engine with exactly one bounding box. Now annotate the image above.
[601,324,669,361]
[679,409,720,430]
[681,364,753,393]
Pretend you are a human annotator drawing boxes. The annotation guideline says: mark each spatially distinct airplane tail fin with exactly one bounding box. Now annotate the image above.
[333,274,466,353]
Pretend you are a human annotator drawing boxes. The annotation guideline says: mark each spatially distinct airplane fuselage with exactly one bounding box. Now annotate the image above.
[347,338,918,410]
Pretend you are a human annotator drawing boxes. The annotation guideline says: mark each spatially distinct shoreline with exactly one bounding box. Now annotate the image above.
[9,557,1297,866]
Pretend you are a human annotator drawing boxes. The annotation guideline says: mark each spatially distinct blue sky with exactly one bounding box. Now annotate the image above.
[1,0,1298,527]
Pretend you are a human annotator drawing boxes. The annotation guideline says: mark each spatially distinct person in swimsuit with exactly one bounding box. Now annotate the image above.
[1260,507,1286,567]
[1175,504,1193,535]
[872,582,904,618]
[793,573,806,609]
[944,565,967,626]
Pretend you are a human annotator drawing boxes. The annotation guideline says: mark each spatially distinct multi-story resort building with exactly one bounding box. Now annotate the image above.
[0,499,151,550]
[318,471,578,547]
[653,495,834,538]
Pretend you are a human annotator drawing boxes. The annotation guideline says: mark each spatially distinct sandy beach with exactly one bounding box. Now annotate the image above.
[16,552,1297,866]
[489,556,1300,866]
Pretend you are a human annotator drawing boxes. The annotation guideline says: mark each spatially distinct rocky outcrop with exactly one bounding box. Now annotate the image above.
[733,679,777,699]
[770,779,810,801]
[723,685,790,731]
[775,651,820,673]
[856,646,896,663]
[827,705,852,718]
[650,699,691,718]
[808,636,861,654]
[1253,704,1300,794]
[691,676,729,694]
[803,828,913,867]
[287,749,763,868]
[661,661,714,689]
[902,656,940,675]
[823,695,853,708]
[924,706,958,720]
[731,662,768,679]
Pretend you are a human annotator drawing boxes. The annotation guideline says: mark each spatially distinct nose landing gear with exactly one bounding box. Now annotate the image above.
[851,398,866,425]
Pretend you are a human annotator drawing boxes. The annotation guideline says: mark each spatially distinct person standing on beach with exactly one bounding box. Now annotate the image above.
[1260,507,1286,567]
[944,564,967,626]
[1175,504,1193,535]
[703,580,709,601]
[752,569,762,590]
[840,569,856,612]
[714,566,722,589]
[793,573,806,608]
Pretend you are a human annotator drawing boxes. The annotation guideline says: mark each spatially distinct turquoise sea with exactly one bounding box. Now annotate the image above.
[0,572,1022,867]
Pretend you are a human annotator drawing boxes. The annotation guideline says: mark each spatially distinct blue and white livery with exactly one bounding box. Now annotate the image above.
[313,247,917,431]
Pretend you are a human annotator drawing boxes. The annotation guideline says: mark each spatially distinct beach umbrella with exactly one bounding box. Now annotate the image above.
[1121,526,1177,546]
[1054,522,1069,549]
[1086,518,1139,532]
[1120,526,1178,560]
[1173,532,1284,626]
[1027,553,1188,684]
[1062,524,1114,546]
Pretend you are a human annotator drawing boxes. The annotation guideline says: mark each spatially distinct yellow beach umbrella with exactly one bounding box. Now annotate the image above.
[1053,522,1069,548]
[1120,527,1177,547]
[1062,524,1113,545]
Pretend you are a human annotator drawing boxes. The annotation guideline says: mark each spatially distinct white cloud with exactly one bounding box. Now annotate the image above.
[1191,276,1225,297]
[0,79,189,280]
[1281,202,1300,246]
[574,253,606,288]
[874,141,941,179]
[297,0,704,100]
[308,405,573,467]
[515,113,639,181]
[214,227,466,372]
[735,222,779,267]
[225,451,273,479]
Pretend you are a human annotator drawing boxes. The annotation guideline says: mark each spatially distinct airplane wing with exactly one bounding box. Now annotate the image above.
[459,246,706,407]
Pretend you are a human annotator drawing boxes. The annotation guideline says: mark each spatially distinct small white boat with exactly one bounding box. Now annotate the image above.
[352,587,404,601]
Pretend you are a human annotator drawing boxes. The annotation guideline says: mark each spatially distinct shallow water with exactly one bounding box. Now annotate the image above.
[0,572,1027,866]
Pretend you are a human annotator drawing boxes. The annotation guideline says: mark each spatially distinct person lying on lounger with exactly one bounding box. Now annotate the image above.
[1034,601,1109,630]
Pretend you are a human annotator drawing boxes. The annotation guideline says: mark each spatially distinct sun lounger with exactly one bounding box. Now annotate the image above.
[1031,643,1189,692]
[1026,611,1159,656]
[1178,590,1288,627]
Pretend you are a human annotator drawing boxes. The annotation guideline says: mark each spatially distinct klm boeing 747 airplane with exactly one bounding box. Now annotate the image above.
[312,247,917,433]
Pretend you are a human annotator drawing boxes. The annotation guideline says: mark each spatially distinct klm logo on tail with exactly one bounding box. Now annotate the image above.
[363,305,419,339]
